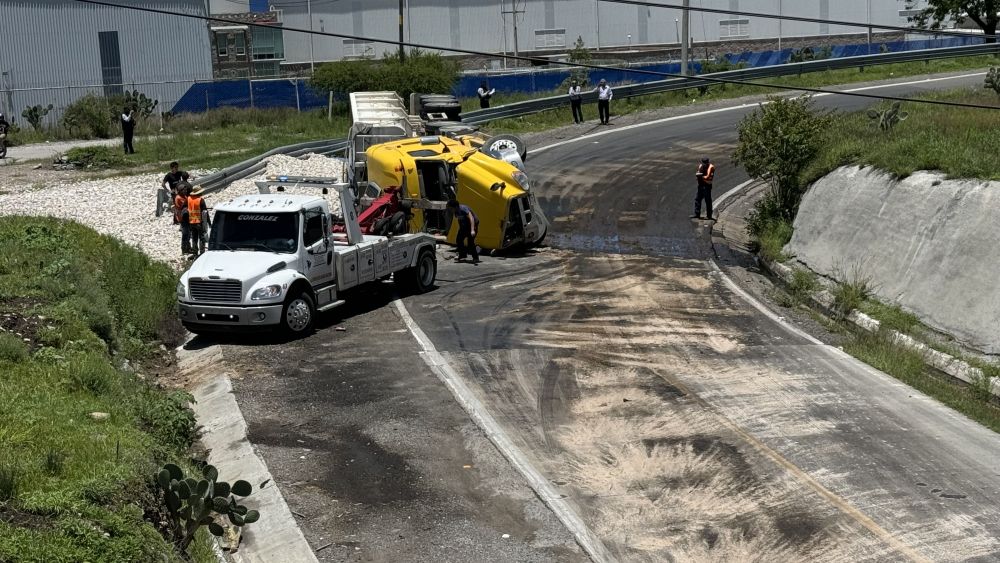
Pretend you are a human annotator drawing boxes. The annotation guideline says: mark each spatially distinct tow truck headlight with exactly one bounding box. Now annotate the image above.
[176,281,186,298]
[512,170,531,191]
[251,284,283,300]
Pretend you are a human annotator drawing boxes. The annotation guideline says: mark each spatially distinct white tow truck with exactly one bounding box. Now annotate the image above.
[176,177,437,336]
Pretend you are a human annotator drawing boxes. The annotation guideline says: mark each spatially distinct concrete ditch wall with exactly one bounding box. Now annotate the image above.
[785,166,1000,355]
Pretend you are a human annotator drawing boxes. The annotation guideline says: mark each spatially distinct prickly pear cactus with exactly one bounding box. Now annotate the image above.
[156,463,260,553]
[124,89,159,118]
[866,101,909,132]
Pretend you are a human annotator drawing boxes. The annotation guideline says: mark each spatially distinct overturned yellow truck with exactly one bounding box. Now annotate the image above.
[347,92,547,251]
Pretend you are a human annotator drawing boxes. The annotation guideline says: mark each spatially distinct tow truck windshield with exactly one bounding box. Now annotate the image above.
[209,211,299,253]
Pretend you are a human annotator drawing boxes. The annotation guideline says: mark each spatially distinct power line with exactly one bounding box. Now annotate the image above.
[600,0,998,41]
[71,0,1000,111]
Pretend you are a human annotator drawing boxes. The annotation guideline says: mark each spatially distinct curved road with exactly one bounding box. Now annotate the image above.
[226,72,1000,562]
[400,72,1000,561]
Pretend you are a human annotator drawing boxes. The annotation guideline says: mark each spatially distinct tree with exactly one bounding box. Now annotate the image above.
[21,104,53,131]
[733,95,833,229]
[563,36,592,88]
[311,49,459,103]
[906,0,999,43]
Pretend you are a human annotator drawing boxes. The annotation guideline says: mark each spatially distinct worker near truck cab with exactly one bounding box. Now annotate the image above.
[692,157,716,221]
[187,186,211,257]
[447,199,480,264]
[175,182,192,255]
[477,81,496,109]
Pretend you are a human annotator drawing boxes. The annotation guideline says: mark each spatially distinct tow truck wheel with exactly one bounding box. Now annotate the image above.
[396,248,436,294]
[281,290,315,335]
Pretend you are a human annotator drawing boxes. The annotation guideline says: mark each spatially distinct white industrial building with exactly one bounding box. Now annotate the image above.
[0,0,213,121]
[213,0,936,67]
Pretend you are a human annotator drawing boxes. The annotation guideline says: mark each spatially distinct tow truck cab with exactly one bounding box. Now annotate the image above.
[177,182,437,336]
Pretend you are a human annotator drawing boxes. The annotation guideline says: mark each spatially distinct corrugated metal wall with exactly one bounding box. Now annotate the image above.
[0,0,213,124]
[270,0,927,65]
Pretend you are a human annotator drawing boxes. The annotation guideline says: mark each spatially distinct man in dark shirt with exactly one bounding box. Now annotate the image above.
[447,199,480,264]
[162,161,186,195]
[121,107,136,154]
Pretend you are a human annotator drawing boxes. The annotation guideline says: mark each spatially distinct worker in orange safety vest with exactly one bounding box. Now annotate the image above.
[187,186,212,257]
[692,157,716,221]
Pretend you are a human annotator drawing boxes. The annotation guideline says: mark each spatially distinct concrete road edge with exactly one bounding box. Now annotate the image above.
[178,342,319,563]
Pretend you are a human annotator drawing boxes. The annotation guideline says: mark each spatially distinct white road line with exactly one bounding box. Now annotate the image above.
[392,299,614,563]
[532,72,986,156]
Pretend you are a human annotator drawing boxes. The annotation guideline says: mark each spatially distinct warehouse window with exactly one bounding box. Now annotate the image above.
[235,34,246,56]
[534,29,566,49]
[719,19,750,39]
[253,26,285,60]
[343,39,375,58]
[216,33,229,58]
[98,31,123,97]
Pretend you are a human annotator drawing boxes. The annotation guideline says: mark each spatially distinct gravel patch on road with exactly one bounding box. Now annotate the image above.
[0,153,344,268]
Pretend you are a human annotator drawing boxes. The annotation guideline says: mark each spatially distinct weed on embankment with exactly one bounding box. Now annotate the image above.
[0,217,213,562]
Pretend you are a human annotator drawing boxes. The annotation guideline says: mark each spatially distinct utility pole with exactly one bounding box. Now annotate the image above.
[502,0,524,62]
[308,0,315,74]
[398,0,405,61]
[777,0,782,51]
[596,0,602,50]
[867,0,872,55]
[680,0,690,75]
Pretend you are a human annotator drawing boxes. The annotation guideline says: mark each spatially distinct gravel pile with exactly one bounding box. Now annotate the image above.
[0,153,346,268]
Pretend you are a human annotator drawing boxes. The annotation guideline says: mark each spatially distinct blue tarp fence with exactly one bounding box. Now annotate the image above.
[171,35,983,114]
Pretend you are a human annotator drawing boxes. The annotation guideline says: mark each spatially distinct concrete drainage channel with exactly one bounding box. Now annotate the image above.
[178,341,320,563]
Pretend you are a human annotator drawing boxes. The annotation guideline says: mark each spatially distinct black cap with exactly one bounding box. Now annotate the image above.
[701,157,710,163]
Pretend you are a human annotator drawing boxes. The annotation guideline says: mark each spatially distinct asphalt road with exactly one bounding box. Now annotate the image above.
[227,71,1000,562]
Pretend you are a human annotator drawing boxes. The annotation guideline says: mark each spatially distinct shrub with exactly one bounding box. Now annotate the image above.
[64,145,127,168]
[67,352,119,395]
[985,67,1000,98]
[61,94,114,138]
[131,389,197,451]
[755,218,793,263]
[0,333,29,363]
[831,264,876,318]
[789,268,819,300]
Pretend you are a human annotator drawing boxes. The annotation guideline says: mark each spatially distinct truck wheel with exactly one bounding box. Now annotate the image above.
[531,226,547,247]
[482,134,528,162]
[281,291,315,335]
[387,211,407,235]
[396,249,436,294]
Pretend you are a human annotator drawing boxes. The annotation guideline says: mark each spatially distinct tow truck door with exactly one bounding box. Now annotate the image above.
[303,207,334,289]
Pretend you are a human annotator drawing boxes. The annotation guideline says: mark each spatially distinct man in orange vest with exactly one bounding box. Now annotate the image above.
[174,183,191,255]
[692,157,716,221]
[187,186,212,257]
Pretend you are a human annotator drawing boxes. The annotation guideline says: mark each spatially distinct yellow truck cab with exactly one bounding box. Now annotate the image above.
[365,135,547,251]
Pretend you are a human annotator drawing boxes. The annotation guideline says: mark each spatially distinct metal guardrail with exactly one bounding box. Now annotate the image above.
[461,43,1000,123]
[201,43,998,194]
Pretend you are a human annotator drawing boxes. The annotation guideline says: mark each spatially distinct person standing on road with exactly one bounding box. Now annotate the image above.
[568,79,584,124]
[595,79,613,125]
[120,107,136,154]
[187,186,211,257]
[447,199,480,264]
[477,80,496,109]
[174,183,192,255]
[692,157,716,221]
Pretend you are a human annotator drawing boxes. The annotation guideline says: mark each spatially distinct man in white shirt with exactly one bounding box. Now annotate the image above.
[568,79,584,124]
[477,81,496,109]
[595,79,613,125]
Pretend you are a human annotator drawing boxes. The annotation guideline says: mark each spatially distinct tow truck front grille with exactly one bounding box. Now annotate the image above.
[189,279,243,303]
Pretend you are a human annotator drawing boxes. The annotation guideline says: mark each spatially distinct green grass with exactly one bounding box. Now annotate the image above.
[843,330,1000,433]
[804,88,1000,183]
[859,300,922,334]
[788,269,820,302]
[477,55,1000,135]
[756,219,793,263]
[0,217,210,562]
